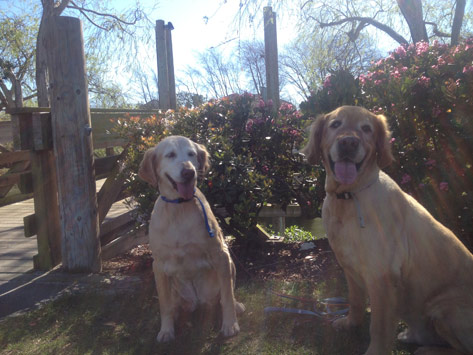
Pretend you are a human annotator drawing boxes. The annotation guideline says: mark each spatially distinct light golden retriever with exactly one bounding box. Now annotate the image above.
[302,106,473,355]
[139,135,245,342]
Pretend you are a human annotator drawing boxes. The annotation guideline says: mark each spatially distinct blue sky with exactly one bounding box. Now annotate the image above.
[115,0,297,77]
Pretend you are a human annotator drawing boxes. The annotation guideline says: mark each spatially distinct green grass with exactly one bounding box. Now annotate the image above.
[0,277,418,354]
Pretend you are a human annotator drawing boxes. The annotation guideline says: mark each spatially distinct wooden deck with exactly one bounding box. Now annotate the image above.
[0,179,130,283]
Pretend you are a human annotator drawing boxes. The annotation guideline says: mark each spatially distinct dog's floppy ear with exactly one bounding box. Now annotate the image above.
[138,147,159,187]
[374,114,394,169]
[195,142,210,176]
[301,114,327,165]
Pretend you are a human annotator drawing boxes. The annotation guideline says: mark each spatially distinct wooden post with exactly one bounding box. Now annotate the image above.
[29,112,62,269]
[264,7,280,110]
[165,23,177,110]
[43,16,101,272]
[155,20,176,110]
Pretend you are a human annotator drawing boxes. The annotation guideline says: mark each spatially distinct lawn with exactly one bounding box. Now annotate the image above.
[0,241,418,355]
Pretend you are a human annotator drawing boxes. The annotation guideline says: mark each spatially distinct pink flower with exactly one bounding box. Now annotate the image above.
[394,46,407,58]
[390,137,396,143]
[416,41,430,55]
[401,174,411,184]
[418,76,431,87]
[323,76,332,88]
[439,182,449,191]
[462,66,473,74]
[245,119,254,132]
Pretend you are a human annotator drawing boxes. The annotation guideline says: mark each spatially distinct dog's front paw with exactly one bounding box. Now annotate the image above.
[156,328,175,342]
[221,320,240,337]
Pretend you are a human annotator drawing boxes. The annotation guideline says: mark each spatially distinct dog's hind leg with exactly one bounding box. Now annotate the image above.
[429,302,473,354]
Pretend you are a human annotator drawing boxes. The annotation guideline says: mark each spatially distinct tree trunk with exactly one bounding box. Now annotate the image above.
[36,0,70,107]
[451,0,466,45]
[397,0,428,43]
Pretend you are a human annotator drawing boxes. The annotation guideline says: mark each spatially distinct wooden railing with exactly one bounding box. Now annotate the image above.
[1,107,161,270]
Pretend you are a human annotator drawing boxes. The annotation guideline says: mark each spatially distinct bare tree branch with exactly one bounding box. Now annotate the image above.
[68,1,140,27]
[318,16,409,45]
[425,21,451,38]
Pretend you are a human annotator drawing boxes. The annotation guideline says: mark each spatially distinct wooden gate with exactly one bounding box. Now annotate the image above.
[1,107,159,270]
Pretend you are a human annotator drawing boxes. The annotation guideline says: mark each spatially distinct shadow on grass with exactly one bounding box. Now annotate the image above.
[0,276,418,355]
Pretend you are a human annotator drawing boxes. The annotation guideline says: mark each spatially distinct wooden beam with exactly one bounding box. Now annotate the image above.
[156,20,170,110]
[97,147,129,224]
[24,214,37,238]
[264,6,280,110]
[0,150,30,166]
[44,16,101,272]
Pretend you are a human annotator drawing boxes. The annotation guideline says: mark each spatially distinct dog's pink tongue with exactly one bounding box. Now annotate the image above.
[176,182,195,200]
[334,161,358,185]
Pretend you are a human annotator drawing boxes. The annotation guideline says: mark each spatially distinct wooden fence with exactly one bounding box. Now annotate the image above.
[0,107,160,270]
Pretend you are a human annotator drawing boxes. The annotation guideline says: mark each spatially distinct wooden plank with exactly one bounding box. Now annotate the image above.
[6,107,50,114]
[30,148,61,269]
[101,226,148,260]
[0,150,30,166]
[258,204,302,217]
[100,211,135,246]
[23,214,37,238]
[16,114,33,193]
[32,112,53,150]
[44,16,101,272]
[95,154,120,178]
[0,192,33,206]
[97,147,129,224]
[0,121,12,145]
[0,167,31,197]
[7,107,161,115]
[0,172,22,187]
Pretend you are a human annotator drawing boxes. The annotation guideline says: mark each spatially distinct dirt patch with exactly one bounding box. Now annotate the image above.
[102,238,343,284]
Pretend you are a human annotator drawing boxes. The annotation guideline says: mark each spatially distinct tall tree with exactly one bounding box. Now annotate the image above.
[233,0,471,47]
[240,40,266,95]
[197,48,243,98]
[300,0,471,46]
[0,8,38,110]
[280,28,379,102]
[36,0,153,107]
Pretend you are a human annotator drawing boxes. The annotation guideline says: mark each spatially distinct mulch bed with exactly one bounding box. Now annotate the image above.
[102,238,343,284]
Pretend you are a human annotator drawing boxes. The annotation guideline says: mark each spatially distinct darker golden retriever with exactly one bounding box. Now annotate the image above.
[302,106,473,355]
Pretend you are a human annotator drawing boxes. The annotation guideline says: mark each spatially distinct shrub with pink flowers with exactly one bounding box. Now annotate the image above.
[115,94,323,243]
[360,39,473,247]
[302,39,473,247]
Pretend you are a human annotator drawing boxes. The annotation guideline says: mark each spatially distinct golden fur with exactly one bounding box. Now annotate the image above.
[139,136,244,342]
[302,106,473,355]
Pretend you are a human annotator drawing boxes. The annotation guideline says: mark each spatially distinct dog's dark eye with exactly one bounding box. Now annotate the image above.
[330,120,341,129]
[362,125,372,133]
[188,151,196,157]
[165,152,176,159]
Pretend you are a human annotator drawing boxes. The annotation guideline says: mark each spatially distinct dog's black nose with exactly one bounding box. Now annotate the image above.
[181,168,195,181]
[338,136,360,157]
